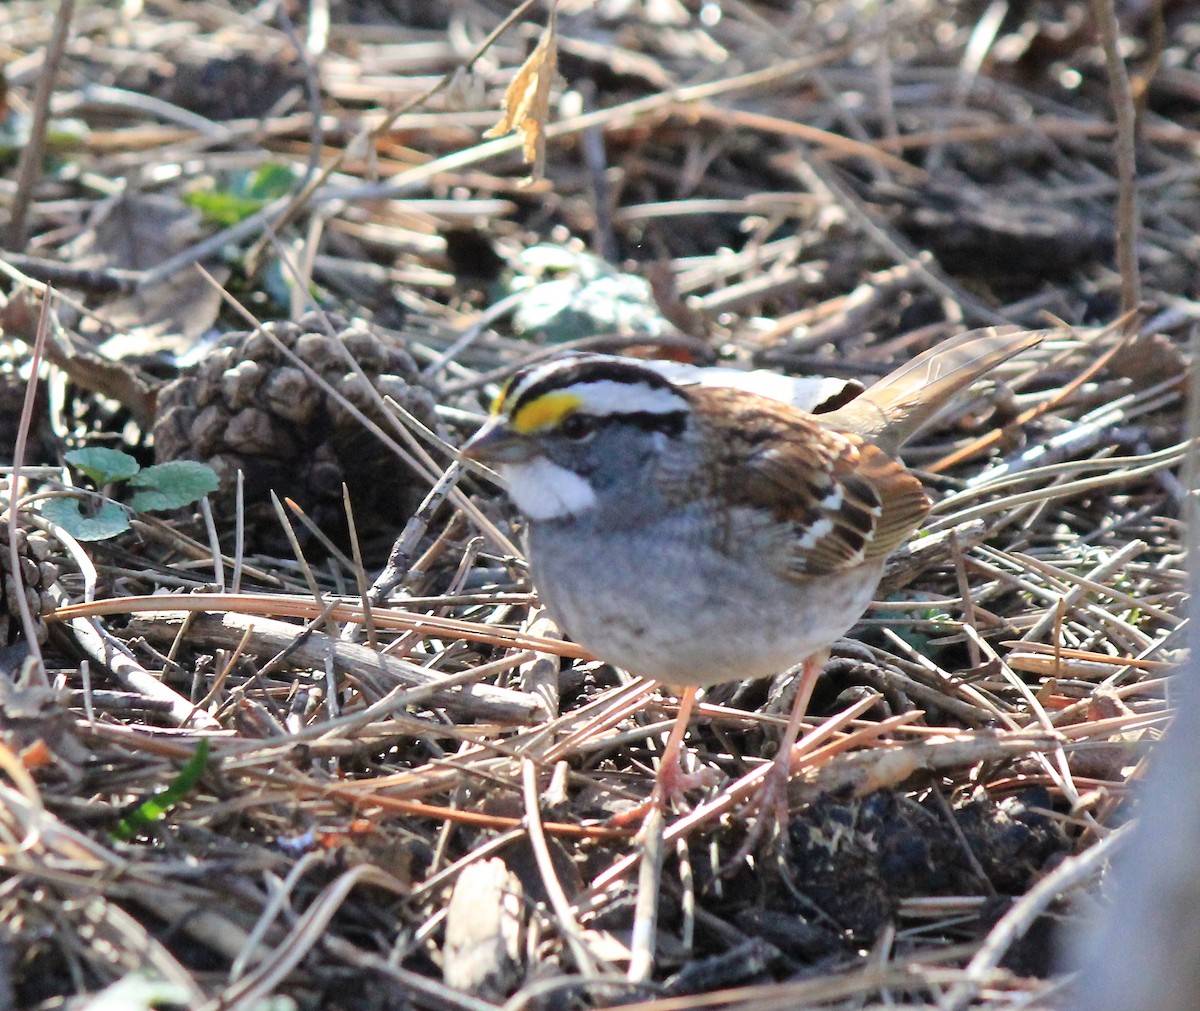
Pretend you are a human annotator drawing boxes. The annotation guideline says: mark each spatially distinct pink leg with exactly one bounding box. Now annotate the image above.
[611,685,716,827]
[653,685,704,803]
[767,650,828,821]
[737,650,829,848]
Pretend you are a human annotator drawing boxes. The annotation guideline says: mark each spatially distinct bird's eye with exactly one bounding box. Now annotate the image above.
[558,412,596,440]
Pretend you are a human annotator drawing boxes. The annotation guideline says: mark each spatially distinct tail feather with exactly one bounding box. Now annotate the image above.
[822,326,1046,453]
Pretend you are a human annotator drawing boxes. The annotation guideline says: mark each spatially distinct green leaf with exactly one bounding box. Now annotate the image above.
[503,244,670,343]
[38,498,131,541]
[0,111,88,165]
[243,161,298,200]
[184,188,265,227]
[511,272,670,343]
[510,244,616,283]
[260,255,299,312]
[65,447,140,485]
[129,461,220,511]
[184,163,299,226]
[112,738,210,841]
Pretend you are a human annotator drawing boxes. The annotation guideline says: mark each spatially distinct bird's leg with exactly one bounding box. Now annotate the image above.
[653,685,714,802]
[611,685,718,828]
[739,650,830,851]
[780,651,828,756]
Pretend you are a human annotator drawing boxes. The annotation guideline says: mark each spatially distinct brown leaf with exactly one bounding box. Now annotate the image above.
[62,193,204,273]
[0,291,160,426]
[484,9,558,181]
[90,263,229,351]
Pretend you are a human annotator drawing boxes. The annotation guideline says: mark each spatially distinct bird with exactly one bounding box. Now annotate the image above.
[461,327,1044,820]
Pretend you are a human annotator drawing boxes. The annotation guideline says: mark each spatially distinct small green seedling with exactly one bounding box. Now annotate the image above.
[112,737,210,842]
[39,448,218,541]
[184,161,299,226]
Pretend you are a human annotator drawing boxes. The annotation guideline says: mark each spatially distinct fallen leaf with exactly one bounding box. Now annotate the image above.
[20,739,53,770]
[484,6,558,181]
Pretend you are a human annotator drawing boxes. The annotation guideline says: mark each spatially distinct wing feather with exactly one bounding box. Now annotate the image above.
[694,387,930,580]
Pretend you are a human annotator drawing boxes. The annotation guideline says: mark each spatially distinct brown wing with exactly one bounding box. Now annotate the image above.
[822,326,1046,453]
[694,387,931,580]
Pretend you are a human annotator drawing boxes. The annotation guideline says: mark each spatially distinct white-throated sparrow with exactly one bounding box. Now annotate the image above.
[462,327,1044,812]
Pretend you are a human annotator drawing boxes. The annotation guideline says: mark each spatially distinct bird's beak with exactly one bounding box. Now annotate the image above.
[460,418,537,464]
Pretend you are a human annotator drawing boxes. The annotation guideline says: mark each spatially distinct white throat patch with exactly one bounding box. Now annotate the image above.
[499,457,597,520]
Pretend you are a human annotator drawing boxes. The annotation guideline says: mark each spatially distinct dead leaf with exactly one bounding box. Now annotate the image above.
[484,7,558,181]
[20,739,53,770]
[62,192,204,273]
[0,291,160,426]
[58,191,228,353]
[92,263,230,351]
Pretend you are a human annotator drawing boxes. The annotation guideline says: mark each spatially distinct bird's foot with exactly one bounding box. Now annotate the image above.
[727,751,795,864]
[727,650,830,866]
[610,754,719,830]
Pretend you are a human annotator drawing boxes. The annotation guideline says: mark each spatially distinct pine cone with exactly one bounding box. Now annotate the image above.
[109,36,306,122]
[152,313,440,555]
[0,526,61,646]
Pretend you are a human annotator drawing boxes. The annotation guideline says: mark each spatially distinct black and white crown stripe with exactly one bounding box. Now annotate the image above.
[498,353,859,419]
[500,355,691,419]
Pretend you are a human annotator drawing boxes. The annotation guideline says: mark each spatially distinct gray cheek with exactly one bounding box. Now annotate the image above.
[544,438,597,477]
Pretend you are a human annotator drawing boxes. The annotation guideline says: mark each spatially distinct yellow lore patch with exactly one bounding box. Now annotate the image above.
[510,391,581,433]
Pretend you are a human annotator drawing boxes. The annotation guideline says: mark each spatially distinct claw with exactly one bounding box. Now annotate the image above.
[732,650,831,860]
[610,686,718,831]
